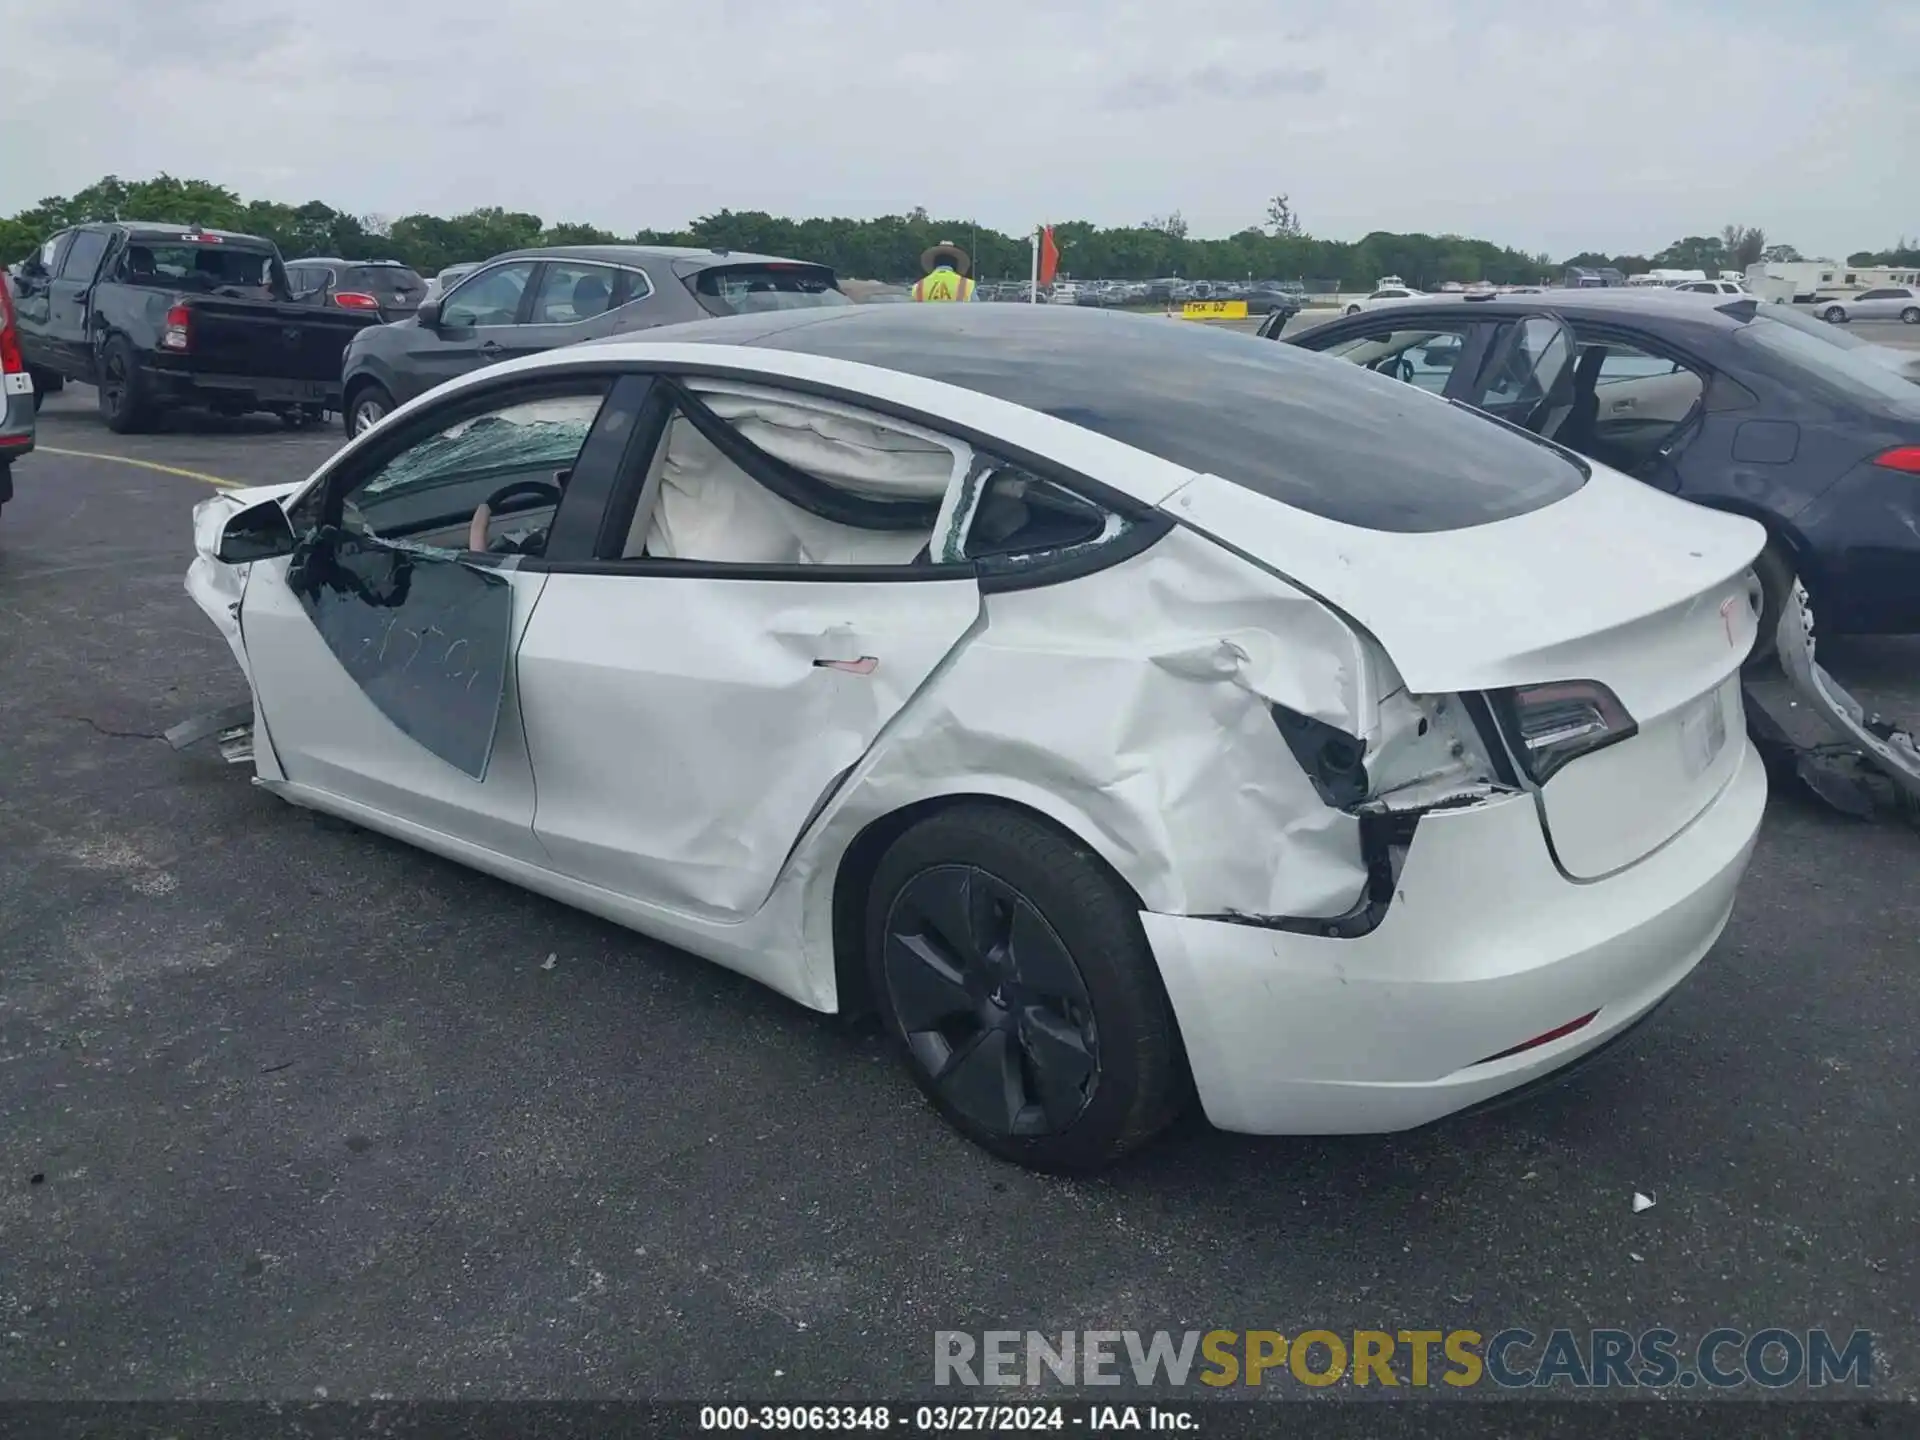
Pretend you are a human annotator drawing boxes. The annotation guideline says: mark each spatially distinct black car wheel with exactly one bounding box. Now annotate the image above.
[865,805,1188,1173]
[1820,305,1847,323]
[345,383,393,438]
[1902,307,1920,325]
[97,337,157,434]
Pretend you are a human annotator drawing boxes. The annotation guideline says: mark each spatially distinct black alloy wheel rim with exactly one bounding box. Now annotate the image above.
[883,865,1100,1137]
[101,352,126,414]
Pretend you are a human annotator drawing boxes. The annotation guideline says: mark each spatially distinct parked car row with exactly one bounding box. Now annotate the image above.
[972,278,1306,315]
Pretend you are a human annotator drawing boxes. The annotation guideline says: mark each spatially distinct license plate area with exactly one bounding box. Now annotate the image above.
[1678,683,1730,781]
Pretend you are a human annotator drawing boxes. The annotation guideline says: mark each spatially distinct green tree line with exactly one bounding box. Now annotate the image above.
[3,175,1907,287]
[0,174,1553,286]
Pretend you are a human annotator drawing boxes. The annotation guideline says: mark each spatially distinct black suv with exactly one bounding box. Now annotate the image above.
[338,244,848,436]
[284,257,427,323]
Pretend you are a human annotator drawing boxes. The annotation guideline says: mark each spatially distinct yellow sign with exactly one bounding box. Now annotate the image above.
[1180,299,1248,320]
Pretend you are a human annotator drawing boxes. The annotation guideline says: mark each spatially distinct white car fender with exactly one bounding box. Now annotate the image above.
[184,482,304,780]
[784,526,1421,965]
[186,490,257,675]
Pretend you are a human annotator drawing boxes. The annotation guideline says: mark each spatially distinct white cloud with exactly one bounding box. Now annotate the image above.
[1,0,1913,258]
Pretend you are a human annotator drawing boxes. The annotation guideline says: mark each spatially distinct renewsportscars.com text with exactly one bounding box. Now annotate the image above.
[934,1328,1874,1390]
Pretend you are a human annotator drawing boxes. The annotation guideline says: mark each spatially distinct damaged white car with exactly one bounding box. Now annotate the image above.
[185,305,1770,1172]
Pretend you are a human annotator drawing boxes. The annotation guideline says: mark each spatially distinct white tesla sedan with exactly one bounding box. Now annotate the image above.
[186,305,1768,1172]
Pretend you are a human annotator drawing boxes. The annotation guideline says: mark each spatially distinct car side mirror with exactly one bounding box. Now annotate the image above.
[414,298,442,329]
[216,498,297,564]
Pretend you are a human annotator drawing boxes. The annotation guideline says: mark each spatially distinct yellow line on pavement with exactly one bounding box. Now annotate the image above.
[36,446,243,489]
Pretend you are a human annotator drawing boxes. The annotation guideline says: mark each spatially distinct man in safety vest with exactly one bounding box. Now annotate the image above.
[912,241,976,302]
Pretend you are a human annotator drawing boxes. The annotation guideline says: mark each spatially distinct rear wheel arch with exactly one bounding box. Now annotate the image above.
[829,793,1151,1021]
[1686,498,1816,660]
[1686,498,1815,579]
[341,374,395,436]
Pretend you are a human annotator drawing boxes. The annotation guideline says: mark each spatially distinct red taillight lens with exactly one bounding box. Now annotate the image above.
[161,303,191,352]
[1492,679,1638,784]
[1872,446,1920,474]
[332,291,381,310]
[1475,1010,1600,1065]
[0,280,23,374]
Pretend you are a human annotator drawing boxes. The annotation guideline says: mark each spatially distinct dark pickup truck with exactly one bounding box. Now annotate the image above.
[10,222,382,433]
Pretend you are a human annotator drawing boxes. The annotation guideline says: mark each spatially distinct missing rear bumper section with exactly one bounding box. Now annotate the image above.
[1743,585,1920,824]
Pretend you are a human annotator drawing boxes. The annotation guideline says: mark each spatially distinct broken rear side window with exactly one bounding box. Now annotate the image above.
[689,265,853,317]
[126,242,278,291]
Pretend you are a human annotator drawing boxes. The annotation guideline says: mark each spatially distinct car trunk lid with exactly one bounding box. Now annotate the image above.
[1165,466,1767,877]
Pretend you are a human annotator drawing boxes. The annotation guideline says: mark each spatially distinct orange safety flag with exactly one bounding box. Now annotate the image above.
[1038,227,1060,287]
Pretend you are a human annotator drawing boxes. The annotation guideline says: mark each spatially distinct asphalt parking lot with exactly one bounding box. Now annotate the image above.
[3,374,1918,1406]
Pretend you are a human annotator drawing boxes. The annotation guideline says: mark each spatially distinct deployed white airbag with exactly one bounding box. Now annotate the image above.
[641,384,961,566]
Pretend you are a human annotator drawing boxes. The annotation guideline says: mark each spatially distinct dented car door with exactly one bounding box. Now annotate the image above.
[515,380,985,923]
[234,381,616,862]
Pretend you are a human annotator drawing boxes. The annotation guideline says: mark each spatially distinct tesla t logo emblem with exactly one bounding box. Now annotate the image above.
[813,656,879,675]
[1719,595,1742,647]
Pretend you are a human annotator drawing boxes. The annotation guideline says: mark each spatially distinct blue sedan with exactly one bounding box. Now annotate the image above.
[1265,290,1920,640]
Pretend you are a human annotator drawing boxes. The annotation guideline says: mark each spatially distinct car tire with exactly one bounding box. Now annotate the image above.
[96,336,157,434]
[1820,305,1847,323]
[1346,304,1363,315]
[1744,538,1797,671]
[1902,307,1920,325]
[864,804,1189,1173]
[344,382,393,438]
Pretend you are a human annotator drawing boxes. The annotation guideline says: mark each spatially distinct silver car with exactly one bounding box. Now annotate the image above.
[420,261,482,304]
[1816,286,1920,324]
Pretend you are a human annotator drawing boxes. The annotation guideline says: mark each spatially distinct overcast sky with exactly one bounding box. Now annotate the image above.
[2,0,1915,260]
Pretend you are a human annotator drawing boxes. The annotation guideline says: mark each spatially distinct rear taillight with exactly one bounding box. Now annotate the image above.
[1872,446,1920,474]
[161,303,191,352]
[332,291,381,310]
[1492,679,1637,784]
[0,280,23,374]
[1475,1009,1600,1065]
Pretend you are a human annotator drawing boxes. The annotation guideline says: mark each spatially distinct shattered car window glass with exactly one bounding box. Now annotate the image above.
[363,396,601,502]
[344,392,606,550]
[130,243,277,291]
[690,265,853,316]
[961,466,1119,565]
